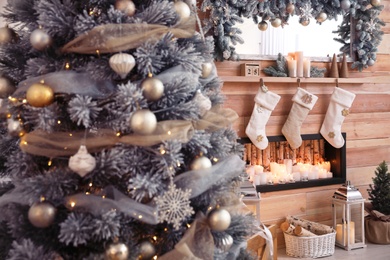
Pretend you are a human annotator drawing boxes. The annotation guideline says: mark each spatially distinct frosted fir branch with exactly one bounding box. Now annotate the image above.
[182,130,213,159]
[7,239,50,260]
[84,56,119,81]
[25,57,64,78]
[91,211,121,241]
[128,170,165,202]
[152,141,184,178]
[4,150,40,179]
[136,0,177,26]
[68,95,102,128]
[59,212,93,247]
[1,0,38,29]
[208,130,234,159]
[23,105,59,132]
[74,10,98,36]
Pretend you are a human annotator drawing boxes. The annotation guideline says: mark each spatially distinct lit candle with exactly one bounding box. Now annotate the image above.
[336,222,355,246]
[254,165,264,174]
[287,59,297,78]
[292,172,301,182]
[259,172,268,185]
[295,51,304,78]
[303,58,311,77]
[327,171,333,178]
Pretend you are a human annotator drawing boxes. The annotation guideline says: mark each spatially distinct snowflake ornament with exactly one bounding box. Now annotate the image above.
[155,183,194,230]
[299,2,313,20]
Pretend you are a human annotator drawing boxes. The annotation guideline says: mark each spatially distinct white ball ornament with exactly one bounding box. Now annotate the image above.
[271,18,282,28]
[316,12,328,23]
[30,28,52,51]
[115,0,136,16]
[68,145,96,177]
[174,1,191,22]
[139,240,156,260]
[109,53,136,79]
[190,156,212,170]
[201,62,213,78]
[208,208,231,231]
[105,242,129,260]
[28,201,57,228]
[141,77,164,101]
[130,109,157,135]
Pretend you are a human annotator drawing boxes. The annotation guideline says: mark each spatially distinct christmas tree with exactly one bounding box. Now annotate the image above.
[368,161,390,215]
[0,0,260,259]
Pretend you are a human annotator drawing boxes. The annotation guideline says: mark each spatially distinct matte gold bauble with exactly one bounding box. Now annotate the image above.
[26,82,55,107]
[28,201,57,228]
[286,3,295,14]
[115,0,136,16]
[105,242,129,260]
[139,240,155,260]
[208,208,231,231]
[257,21,268,31]
[0,76,15,98]
[190,156,212,170]
[141,77,164,101]
[201,62,213,78]
[30,28,52,50]
[371,0,381,6]
[300,18,310,26]
[109,53,136,79]
[130,109,157,135]
[0,26,17,44]
[174,1,191,22]
[316,12,328,23]
[271,18,282,28]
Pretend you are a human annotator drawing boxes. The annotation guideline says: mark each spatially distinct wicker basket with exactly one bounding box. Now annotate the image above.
[284,231,336,258]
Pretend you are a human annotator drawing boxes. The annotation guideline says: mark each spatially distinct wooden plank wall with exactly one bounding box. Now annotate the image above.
[215,1,390,248]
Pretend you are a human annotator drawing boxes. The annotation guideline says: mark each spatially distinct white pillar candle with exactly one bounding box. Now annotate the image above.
[301,171,309,181]
[308,171,316,180]
[259,172,268,185]
[254,165,264,174]
[292,172,301,182]
[295,51,304,78]
[327,171,333,178]
[303,58,311,77]
[336,222,355,246]
[287,59,297,78]
[254,174,261,185]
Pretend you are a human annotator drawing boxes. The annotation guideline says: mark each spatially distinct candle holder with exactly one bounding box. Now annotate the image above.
[332,181,366,250]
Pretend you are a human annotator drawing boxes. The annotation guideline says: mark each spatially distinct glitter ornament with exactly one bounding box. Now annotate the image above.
[130,109,157,135]
[115,0,136,16]
[109,53,136,79]
[190,156,212,170]
[208,208,231,231]
[174,1,191,22]
[0,76,15,98]
[139,240,155,260]
[258,21,268,31]
[316,12,327,23]
[340,0,351,10]
[28,201,57,228]
[371,0,381,7]
[201,62,213,78]
[30,28,52,50]
[26,82,55,107]
[216,234,234,252]
[271,18,282,28]
[0,26,17,44]
[105,242,129,260]
[286,3,295,14]
[68,145,96,177]
[141,77,164,101]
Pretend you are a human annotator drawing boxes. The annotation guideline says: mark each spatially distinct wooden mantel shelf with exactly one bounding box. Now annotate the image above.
[219,76,370,84]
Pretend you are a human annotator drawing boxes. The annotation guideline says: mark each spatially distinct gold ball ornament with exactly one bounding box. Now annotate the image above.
[216,234,234,252]
[286,3,295,14]
[300,18,310,26]
[68,145,96,177]
[0,26,17,44]
[105,242,129,260]
[190,156,212,170]
[115,0,136,16]
[139,240,156,260]
[109,53,136,79]
[174,1,191,22]
[0,76,15,98]
[26,82,55,107]
[28,201,57,228]
[208,208,231,231]
[130,109,157,135]
[371,0,381,6]
[271,18,282,28]
[30,28,52,51]
[141,77,164,101]
[258,21,268,31]
[201,62,213,78]
[316,12,328,23]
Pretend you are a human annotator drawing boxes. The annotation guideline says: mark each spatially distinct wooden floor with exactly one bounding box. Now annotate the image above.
[277,242,390,260]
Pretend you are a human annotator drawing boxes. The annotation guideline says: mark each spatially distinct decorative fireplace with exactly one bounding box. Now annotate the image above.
[240,133,346,192]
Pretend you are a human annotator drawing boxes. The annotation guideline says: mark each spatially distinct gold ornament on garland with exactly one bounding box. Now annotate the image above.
[109,52,136,79]
[28,201,57,228]
[0,26,17,44]
[174,1,191,22]
[190,156,212,170]
[105,241,129,260]
[257,21,268,31]
[30,28,52,50]
[141,76,164,101]
[286,3,295,14]
[0,76,15,98]
[139,240,156,260]
[130,109,157,135]
[26,82,55,107]
[371,0,381,7]
[208,208,231,231]
[115,0,136,16]
[271,18,282,28]
[316,12,328,23]
[201,62,213,78]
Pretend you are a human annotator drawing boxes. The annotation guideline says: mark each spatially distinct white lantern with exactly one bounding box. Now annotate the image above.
[332,181,366,250]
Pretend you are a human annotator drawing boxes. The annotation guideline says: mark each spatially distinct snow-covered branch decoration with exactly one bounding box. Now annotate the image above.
[200,0,384,71]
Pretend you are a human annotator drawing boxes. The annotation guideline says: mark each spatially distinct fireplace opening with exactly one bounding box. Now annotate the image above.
[239,133,346,192]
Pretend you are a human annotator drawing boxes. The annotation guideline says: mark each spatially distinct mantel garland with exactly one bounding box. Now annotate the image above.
[200,0,384,71]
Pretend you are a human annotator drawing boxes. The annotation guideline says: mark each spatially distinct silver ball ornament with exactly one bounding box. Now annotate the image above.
[105,242,129,260]
[340,0,351,10]
[130,109,157,135]
[258,21,268,31]
[201,62,213,78]
[190,156,212,170]
[286,3,295,14]
[139,240,156,260]
[271,18,282,28]
[0,26,17,44]
[28,201,57,228]
[0,76,15,98]
[208,208,231,231]
[367,59,375,66]
[115,0,136,16]
[141,77,164,101]
[316,12,328,23]
[30,28,52,51]
[174,1,191,22]
[371,0,381,6]
[109,53,136,79]
[216,234,234,252]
